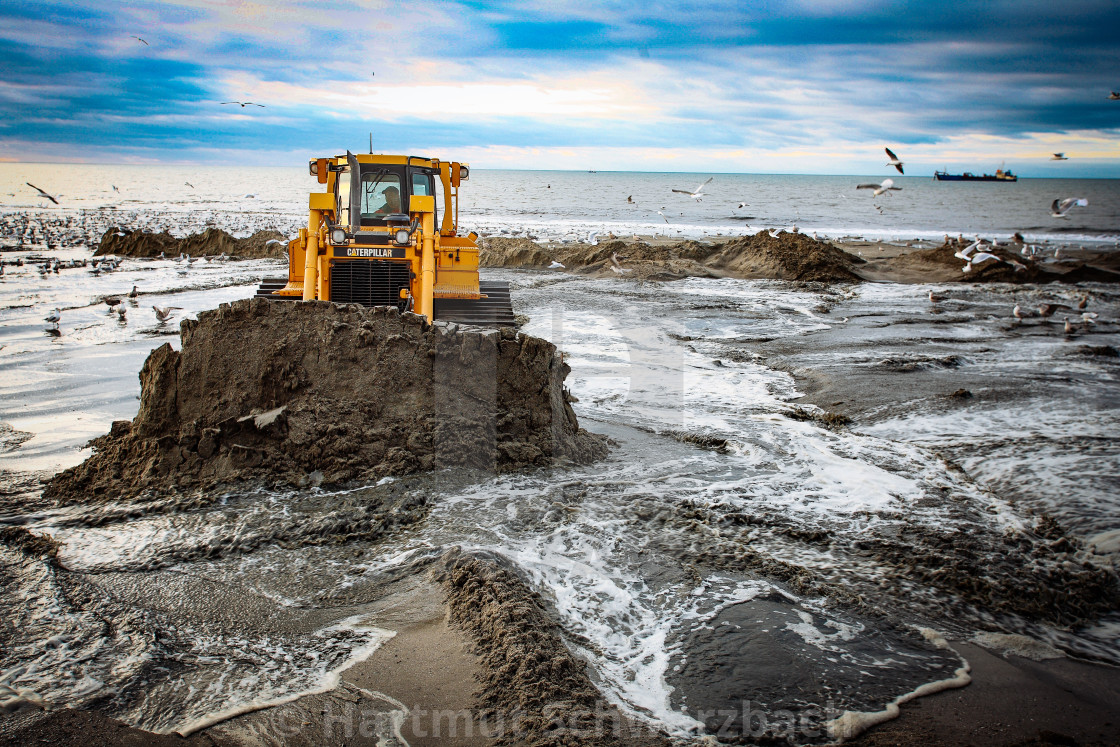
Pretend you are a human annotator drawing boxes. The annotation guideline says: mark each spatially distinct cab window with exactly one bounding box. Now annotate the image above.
[360,173,401,222]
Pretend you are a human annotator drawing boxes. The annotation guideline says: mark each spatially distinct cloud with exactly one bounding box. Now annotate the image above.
[1,0,1119,173]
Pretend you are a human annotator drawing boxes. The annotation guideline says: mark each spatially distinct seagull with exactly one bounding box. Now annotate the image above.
[884,147,904,174]
[105,296,122,310]
[970,251,1000,265]
[153,305,182,322]
[26,183,59,205]
[1081,312,1099,324]
[671,177,713,201]
[1064,317,1075,334]
[928,289,945,303]
[768,228,781,238]
[548,261,565,269]
[586,231,599,246]
[1109,92,1120,100]
[131,35,149,45]
[656,210,669,223]
[627,195,634,203]
[221,101,265,108]
[1012,304,1025,321]
[856,178,901,197]
[610,252,633,275]
[1077,294,1089,310]
[44,308,61,325]
[264,239,284,247]
[111,185,119,192]
[736,202,750,209]
[185,181,195,188]
[1051,153,1069,161]
[115,306,127,321]
[129,285,139,298]
[1038,302,1072,318]
[1050,197,1088,218]
[953,239,983,261]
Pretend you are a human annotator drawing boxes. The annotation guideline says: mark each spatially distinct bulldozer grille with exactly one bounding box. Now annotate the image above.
[329,259,411,308]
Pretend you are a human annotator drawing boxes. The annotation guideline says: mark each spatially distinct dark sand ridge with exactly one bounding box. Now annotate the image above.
[96,227,288,259]
[45,298,606,503]
[481,233,1120,285]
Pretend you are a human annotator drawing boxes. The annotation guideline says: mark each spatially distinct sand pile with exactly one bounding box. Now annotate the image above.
[482,232,865,283]
[96,227,288,259]
[866,240,1120,284]
[704,232,865,282]
[46,299,607,502]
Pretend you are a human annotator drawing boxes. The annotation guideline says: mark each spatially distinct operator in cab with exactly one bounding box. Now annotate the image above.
[374,186,401,216]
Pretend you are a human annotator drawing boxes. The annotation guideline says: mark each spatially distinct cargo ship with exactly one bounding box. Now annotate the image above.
[934,168,1017,182]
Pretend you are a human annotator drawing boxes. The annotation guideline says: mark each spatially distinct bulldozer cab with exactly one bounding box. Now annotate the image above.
[336,160,440,232]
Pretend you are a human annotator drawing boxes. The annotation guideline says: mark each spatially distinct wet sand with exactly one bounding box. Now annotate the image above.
[3,226,1120,745]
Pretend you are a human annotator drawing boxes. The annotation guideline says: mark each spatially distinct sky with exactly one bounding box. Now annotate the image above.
[2,0,1119,176]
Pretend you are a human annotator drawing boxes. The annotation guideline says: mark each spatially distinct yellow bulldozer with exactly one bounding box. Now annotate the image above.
[256,150,515,325]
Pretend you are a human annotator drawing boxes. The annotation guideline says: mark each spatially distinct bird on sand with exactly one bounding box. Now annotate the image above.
[548,261,565,269]
[1050,197,1088,218]
[856,178,901,197]
[1064,317,1075,334]
[953,239,983,261]
[130,35,149,46]
[1081,312,1099,324]
[587,231,599,246]
[221,101,265,108]
[928,289,945,303]
[1077,294,1089,310]
[26,183,59,205]
[672,177,713,201]
[1051,153,1069,161]
[105,297,122,310]
[44,308,61,325]
[1012,304,1026,321]
[884,147,904,174]
[1038,302,1072,318]
[153,305,182,322]
[610,252,633,275]
[129,285,139,298]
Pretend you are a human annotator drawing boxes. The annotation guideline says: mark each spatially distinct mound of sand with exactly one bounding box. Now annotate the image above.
[96,227,288,259]
[862,240,1120,284]
[45,299,607,502]
[482,232,865,283]
[705,232,865,282]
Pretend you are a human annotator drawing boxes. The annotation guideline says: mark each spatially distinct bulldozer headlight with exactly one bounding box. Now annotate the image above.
[459,165,469,181]
[330,228,347,245]
[395,229,411,245]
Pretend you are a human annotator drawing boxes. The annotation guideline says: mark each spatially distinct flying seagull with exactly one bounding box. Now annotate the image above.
[221,101,265,108]
[185,181,195,188]
[1109,92,1120,100]
[26,183,59,205]
[856,178,901,197]
[672,177,713,201]
[131,35,149,46]
[1050,197,1088,219]
[884,147,904,174]
[610,252,633,275]
[548,260,565,269]
[1050,153,1068,161]
[153,305,183,322]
